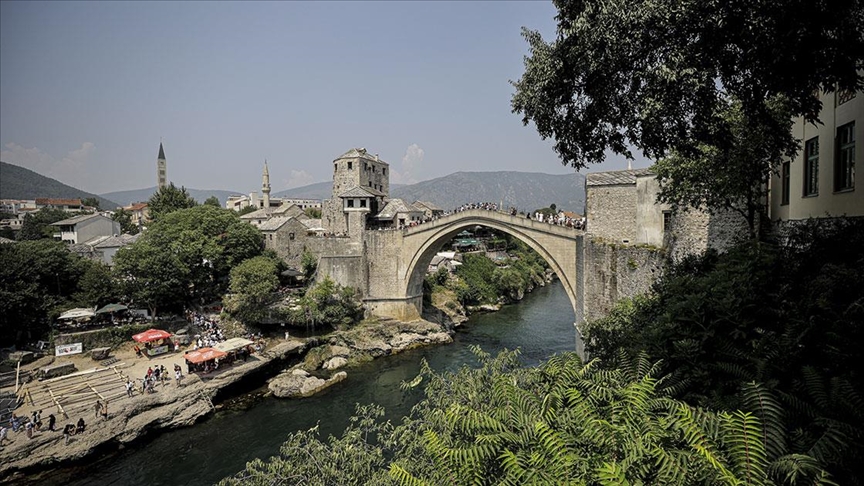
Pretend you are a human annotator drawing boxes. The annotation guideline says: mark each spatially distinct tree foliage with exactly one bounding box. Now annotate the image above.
[204,196,221,207]
[283,277,361,330]
[16,207,72,240]
[223,350,835,485]
[111,208,139,235]
[584,220,864,484]
[224,255,281,324]
[147,183,198,221]
[512,0,864,168]
[0,240,117,344]
[114,205,262,315]
[512,0,863,228]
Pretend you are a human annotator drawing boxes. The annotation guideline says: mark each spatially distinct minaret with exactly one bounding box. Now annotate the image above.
[157,142,167,189]
[262,160,271,210]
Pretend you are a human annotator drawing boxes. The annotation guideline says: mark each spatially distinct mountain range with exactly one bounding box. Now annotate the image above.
[1,161,586,214]
[0,161,120,209]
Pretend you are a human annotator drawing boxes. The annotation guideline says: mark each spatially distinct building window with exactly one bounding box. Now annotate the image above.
[781,161,790,205]
[368,181,372,187]
[662,211,672,233]
[347,161,353,170]
[835,122,855,192]
[347,199,354,208]
[803,137,819,196]
[360,199,367,208]
[334,163,337,172]
[289,232,295,241]
[383,168,387,176]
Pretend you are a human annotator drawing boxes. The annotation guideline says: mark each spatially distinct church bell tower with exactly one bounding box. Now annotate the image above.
[156,142,167,189]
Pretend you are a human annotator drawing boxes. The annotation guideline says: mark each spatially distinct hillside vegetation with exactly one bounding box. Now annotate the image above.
[0,161,119,209]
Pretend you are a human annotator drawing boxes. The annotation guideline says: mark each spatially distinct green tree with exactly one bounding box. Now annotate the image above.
[304,207,322,219]
[203,196,221,207]
[237,205,259,216]
[0,240,91,343]
[114,205,263,315]
[73,260,121,309]
[81,197,101,210]
[17,207,70,240]
[224,350,835,486]
[584,220,864,484]
[512,0,863,168]
[148,183,197,221]
[511,1,863,227]
[224,255,280,323]
[111,208,139,235]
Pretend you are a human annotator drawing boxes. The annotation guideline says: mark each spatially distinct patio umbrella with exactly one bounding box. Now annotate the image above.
[95,303,128,314]
[184,347,228,364]
[58,308,96,320]
[132,329,172,343]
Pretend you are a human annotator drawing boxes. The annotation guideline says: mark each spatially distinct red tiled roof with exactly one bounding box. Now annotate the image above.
[126,202,149,211]
[35,198,83,206]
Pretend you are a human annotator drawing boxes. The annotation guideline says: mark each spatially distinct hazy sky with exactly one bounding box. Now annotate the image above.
[1,1,649,195]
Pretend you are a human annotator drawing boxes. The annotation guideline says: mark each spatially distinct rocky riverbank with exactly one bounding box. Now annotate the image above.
[0,340,307,483]
[0,318,455,483]
[268,318,452,397]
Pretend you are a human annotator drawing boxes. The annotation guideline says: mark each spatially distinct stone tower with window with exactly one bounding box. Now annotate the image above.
[156,142,167,190]
[322,148,390,236]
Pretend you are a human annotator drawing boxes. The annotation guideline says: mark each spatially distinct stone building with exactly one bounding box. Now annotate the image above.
[372,198,424,229]
[259,216,316,269]
[321,148,390,237]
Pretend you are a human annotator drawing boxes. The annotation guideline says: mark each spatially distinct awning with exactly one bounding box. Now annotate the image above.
[184,347,227,364]
[59,308,95,320]
[132,329,172,343]
[213,337,254,353]
[95,303,128,314]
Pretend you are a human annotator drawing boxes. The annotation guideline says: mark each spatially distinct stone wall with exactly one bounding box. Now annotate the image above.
[665,208,749,263]
[305,237,365,293]
[586,185,637,243]
[581,237,666,323]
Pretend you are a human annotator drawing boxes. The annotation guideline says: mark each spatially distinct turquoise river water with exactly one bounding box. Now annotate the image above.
[57,281,577,486]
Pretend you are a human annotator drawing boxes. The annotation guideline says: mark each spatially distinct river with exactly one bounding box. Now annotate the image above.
[61,282,577,486]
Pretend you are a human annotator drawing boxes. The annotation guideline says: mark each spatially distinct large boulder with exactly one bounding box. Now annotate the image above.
[269,370,347,398]
[322,357,348,370]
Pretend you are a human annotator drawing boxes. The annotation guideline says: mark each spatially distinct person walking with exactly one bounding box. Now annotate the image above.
[63,423,73,445]
[47,414,56,432]
[94,400,102,418]
[125,379,134,398]
[101,401,109,421]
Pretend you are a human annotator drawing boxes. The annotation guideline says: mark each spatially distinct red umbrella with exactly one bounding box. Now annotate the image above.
[132,328,172,343]
[184,347,227,364]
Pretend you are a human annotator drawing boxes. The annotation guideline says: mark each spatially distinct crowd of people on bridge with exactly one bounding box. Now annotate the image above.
[531,211,586,230]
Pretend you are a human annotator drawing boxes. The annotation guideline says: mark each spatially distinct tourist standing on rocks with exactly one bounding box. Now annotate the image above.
[47,414,56,432]
[0,425,10,446]
[76,418,85,434]
[62,423,73,445]
[101,401,109,421]
[25,420,34,439]
[126,379,134,397]
[94,400,103,418]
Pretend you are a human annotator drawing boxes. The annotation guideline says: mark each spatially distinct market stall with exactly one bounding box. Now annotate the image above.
[184,347,228,373]
[213,337,255,364]
[132,329,173,357]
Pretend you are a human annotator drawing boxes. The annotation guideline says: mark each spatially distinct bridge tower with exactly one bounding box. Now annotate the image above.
[322,148,390,237]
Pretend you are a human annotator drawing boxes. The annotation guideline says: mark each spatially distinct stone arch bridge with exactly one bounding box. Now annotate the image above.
[362,209,584,324]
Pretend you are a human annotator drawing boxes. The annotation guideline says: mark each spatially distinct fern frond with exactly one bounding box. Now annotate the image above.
[388,464,430,486]
[741,382,787,461]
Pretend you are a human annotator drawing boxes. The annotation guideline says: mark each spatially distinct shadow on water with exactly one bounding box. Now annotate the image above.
[52,281,577,486]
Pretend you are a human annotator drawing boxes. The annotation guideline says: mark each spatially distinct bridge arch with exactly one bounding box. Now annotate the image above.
[398,210,582,319]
